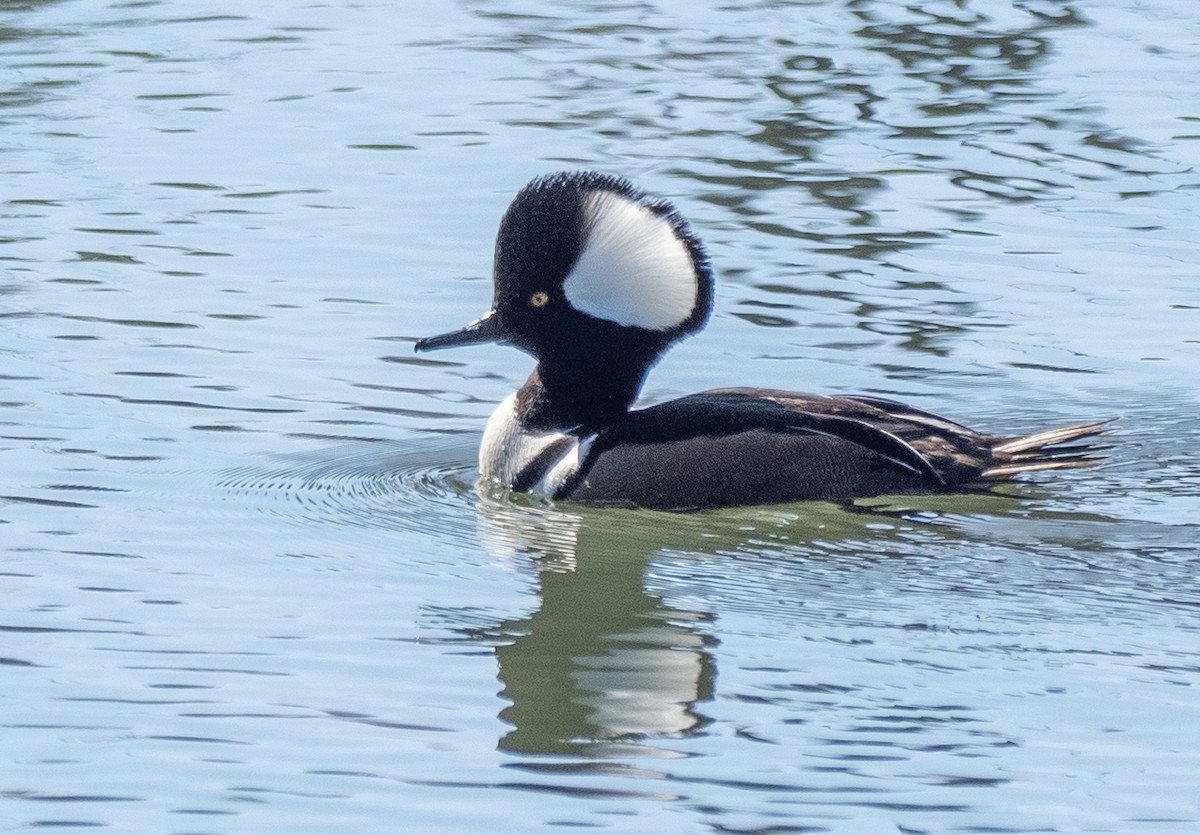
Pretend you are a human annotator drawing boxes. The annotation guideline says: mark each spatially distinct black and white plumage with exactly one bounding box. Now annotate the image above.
[415,171,1110,511]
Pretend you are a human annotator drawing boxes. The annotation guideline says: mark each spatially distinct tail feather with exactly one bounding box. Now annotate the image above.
[981,419,1115,480]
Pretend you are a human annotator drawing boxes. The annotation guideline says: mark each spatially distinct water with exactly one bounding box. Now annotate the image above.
[3,0,1198,832]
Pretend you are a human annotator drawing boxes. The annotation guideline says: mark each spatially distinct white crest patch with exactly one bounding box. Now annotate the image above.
[562,190,697,330]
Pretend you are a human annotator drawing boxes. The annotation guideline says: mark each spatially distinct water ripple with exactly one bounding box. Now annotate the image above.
[218,438,479,537]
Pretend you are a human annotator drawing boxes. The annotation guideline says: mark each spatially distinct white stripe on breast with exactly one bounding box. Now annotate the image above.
[479,392,585,496]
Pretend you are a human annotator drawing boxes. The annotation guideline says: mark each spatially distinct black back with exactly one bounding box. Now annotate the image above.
[560,390,956,510]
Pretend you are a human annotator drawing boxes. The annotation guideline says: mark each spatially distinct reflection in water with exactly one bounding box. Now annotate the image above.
[467,485,1136,767]
[468,489,1025,763]
[477,500,716,758]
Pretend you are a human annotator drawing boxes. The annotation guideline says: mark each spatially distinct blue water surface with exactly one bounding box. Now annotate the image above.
[2,1,1198,833]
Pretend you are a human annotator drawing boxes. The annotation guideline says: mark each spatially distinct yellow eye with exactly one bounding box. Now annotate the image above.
[529,291,550,308]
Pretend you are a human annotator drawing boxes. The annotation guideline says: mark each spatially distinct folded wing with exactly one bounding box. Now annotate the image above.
[560,388,1111,510]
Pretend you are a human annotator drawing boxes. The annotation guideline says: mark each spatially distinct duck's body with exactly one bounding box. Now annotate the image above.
[416,171,1108,511]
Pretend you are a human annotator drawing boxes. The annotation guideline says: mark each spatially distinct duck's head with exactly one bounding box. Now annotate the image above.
[415,171,713,371]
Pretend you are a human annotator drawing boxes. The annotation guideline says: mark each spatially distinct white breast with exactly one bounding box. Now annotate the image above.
[479,393,587,496]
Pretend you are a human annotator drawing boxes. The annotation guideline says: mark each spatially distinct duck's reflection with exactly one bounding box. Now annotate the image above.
[471,490,1029,758]
[477,498,719,758]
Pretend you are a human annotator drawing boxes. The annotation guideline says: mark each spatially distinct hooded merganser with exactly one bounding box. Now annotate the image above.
[415,171,1110,511]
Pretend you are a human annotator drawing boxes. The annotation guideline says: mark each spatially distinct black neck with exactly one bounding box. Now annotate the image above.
[515,352,655,433]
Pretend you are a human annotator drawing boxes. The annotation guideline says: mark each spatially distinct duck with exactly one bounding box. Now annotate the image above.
[415,170,1110,511]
